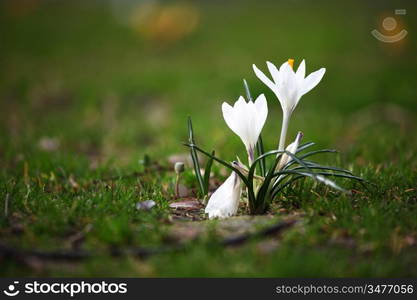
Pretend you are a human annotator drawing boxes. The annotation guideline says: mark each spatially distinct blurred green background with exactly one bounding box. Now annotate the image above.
[0,0,416,276]
[1,0,416,164]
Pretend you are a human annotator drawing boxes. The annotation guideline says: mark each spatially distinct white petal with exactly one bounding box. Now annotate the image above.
[205,172,242,219]
[295,59,306,82]
[302,68,326,95]
[277,132,303,170]
[278,60,293,76]
[254,94,268,136]
[233,96,248,119]
[222,97,251,151]
[235,97,253,147]
[266,61,280,83]
[222,94,268,153]
[252,64,277,93]
[244,100,258,147]
[222,102,239,136]
[278,63,299,112]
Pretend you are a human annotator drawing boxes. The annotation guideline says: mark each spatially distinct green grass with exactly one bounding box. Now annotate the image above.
[0,0,416,277]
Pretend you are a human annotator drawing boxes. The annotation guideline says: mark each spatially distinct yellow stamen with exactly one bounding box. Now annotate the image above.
[287,59,294,69]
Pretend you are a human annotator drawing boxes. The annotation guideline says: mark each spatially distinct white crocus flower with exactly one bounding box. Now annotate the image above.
[222,94,268,165]
[253,59,325,151]
[205,172,242,219]
[277,131,303,170]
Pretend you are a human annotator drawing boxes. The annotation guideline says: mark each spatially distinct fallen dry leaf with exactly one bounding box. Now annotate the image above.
[169,199,203,210]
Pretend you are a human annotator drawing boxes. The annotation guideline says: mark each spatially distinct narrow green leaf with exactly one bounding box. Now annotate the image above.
[248,149,284,179]
[282,151,317,179]
[256,135,266,176]
[203,150,215,194]
[185,143,257,209]
[296,142,315,153]
[271,168,316,196]
[187,117,205,195]
[306,171,365,182]
[298,149,337,160]
[272,175,305,197]
[254,150,284,212]
[291,164,354,175]
[271,151,318,193]
[243,79,253,101]
[285,149,337,169]
[313,174,347,192]
[184,143,250,187]
[275,170,346,192]
[247,149,285,206]
[273,169,316,180]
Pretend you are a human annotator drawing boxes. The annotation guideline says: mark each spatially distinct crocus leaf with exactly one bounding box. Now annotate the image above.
[254,150,283,212]
[291,164,353,175]
[256,135,266,177]
[248,149,284,178]
[203,150,215,194]
[271,151,318,193]
[285,149,337,169]
[271,175,305,197]
[243,79,253,101]
[295,142,315,153]
[184,143,250,187]
[187,117,206,196]
[313,174,347,192]
[280,150,317,179]
[275,169,346,192]
[306,171,365,182]
[298,149,337,160]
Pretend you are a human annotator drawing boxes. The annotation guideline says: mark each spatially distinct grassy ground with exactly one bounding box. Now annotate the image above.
[1,0,416,277]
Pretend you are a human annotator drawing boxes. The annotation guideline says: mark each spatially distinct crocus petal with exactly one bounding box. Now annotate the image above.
[234,96,253,148]
[222,102,243,143]
[302,68,326,95]
[295,59,306,83]
[277,131,303,170]
[278,61,292,76]
[266,61,280,83]
[278,63,299,112]
[254,94,268,136]
[205,172,242,219]
[253,60,325,116]
[223,100,250,151]
[222,95,268,153]
[252,64,276,93]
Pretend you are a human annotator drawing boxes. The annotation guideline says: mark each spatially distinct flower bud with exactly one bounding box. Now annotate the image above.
[174,162,185,174]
